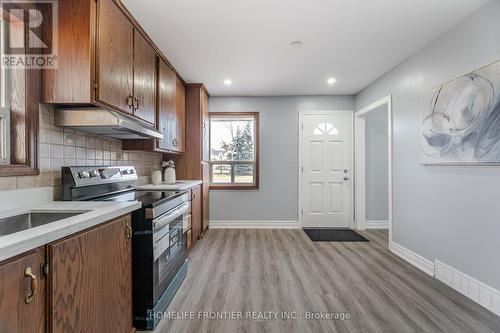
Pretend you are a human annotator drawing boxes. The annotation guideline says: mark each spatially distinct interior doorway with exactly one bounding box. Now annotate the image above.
[355,96,393,248]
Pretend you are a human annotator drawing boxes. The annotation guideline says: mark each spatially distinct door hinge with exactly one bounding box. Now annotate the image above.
[301,209,303,215]
[301,166,304,173]
[93,81,98,90]
[42,263,49,278]
[301,123,304,130]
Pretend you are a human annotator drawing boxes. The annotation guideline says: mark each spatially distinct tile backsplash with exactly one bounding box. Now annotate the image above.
[0,104,163,199]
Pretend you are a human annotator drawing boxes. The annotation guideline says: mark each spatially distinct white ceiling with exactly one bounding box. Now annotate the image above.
[122,0,490,96]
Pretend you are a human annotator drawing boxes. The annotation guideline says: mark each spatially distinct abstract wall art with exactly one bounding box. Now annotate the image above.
[420,60,500,164]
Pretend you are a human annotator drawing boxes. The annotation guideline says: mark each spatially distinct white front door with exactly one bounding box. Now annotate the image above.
[300,111,353,228]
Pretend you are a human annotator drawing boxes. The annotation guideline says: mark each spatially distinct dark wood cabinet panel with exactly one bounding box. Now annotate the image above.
[172,83,209,178]
[170,84,210,246]
[96,0,134,114]
[41,0,93,104]
[157,59,176,151]
[133,30,156,124]
[202,163,210,233]
[126,58,183,154]
[48,215,132,333]
[0,247,46,333]
[201,88,210,162]
[175,77,186,153]
[191,185,202,245]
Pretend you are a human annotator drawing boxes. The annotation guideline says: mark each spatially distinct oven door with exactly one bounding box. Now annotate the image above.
[152,202,190,302]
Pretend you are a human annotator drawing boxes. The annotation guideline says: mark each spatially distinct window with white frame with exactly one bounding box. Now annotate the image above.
[209,112,259,189]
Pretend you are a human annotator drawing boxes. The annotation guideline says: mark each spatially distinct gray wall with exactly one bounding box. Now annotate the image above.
[365,106,388,221]
[209,96,354,221]
[355,1,500,290]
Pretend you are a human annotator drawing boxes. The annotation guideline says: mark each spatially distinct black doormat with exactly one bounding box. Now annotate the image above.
[303,228,369,242]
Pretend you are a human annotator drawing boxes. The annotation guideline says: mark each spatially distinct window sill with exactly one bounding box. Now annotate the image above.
[209,184,259,190]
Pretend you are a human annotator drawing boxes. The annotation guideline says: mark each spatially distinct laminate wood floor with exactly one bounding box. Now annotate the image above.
[146,229,500,333]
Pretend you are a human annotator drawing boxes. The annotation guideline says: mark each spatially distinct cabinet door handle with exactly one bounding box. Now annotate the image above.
[24,267,38,304]
[125,224,132,240]
[127,95,134,108]
[133,97,139,110]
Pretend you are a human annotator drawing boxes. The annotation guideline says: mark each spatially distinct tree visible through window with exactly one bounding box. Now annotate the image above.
[209,112,259,189]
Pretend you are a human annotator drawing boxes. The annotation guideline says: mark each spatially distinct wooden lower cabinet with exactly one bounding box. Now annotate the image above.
[191,185,202,246]
[0,247,46,333]
[48,215,133,333]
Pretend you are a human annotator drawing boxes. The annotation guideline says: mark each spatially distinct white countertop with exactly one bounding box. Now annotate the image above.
[136,180,202,191]
[0,198,141,262]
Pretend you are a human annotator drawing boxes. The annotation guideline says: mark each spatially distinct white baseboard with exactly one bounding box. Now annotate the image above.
[390,242,435,276]
[209,220,300,229]
[435,260,500,316]
[366,220,389,229]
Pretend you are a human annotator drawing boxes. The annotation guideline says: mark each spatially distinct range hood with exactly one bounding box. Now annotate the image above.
[54,107,163,140]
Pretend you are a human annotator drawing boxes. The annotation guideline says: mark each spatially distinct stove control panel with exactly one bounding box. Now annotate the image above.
[64,166,138,187]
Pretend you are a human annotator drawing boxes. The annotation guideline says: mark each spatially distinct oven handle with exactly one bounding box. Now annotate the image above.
[153,202,191,231]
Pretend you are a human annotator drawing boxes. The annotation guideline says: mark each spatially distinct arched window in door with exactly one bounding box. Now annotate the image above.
[313,122,339,135]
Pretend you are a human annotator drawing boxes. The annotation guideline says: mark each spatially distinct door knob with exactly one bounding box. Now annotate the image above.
[344,177,349,181]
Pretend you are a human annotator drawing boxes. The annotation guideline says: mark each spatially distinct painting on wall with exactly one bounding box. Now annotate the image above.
[420,60,500,164]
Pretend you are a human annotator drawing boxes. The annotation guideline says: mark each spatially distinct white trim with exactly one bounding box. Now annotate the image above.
[390,242,435,276]
[365,220,388,229]
[435,260,500,316]
[298,110,355,229]
[355,95,393,249]
[354,116,366,229]
[209,220,300,229]
[356,97,391,117]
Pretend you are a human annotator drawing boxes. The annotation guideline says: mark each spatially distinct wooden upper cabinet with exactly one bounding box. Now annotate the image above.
[48,215,133,333]
[41,0,93,103]
[201,88,210,161]
[132,30,156,124]
[173,83,210,178]
[0,247,46,333]
[95,0,134,114]
[175,77,186,153]
[157,59,176,151]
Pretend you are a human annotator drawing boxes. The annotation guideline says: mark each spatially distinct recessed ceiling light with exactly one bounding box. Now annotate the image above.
[327,77,337,85]
[289,40,304,49]
[224,79,232,86]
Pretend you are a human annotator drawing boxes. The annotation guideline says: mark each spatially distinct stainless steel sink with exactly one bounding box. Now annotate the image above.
[0,212,88,236]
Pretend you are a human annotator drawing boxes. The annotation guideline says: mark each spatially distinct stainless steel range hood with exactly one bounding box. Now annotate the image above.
[54,107,163,140]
